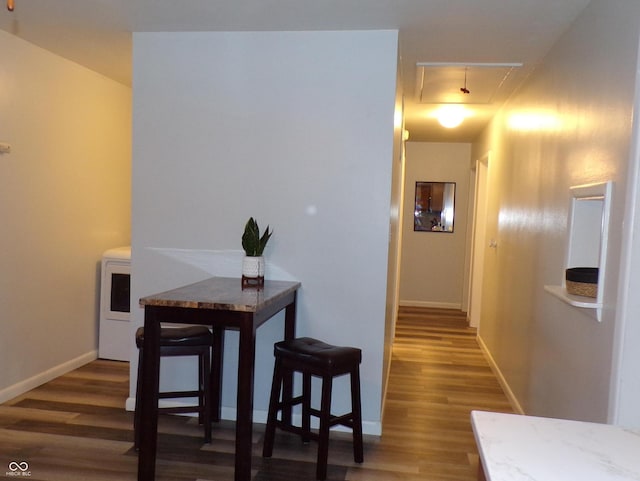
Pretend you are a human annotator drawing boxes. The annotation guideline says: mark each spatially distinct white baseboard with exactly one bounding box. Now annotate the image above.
[0,350,98,404]
[399,300,462,310]
[125,397,382,436]
[475,335,525,415]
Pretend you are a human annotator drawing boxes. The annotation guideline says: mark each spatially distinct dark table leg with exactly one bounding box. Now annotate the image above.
[211,327,224,422]
[235,315,256,481]
[137,306,161,481]
[281,296,297,424]
[284,294,297,340]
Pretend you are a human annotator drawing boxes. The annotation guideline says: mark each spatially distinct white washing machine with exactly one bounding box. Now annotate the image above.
[99,246,131,361]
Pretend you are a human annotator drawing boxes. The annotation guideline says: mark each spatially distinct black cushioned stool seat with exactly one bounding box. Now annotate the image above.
[262,337,364,480]
[134,326,214,449]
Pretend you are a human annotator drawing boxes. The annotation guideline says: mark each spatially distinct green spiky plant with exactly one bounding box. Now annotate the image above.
[241,217,273,257]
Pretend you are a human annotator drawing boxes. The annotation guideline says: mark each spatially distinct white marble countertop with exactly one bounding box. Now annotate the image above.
[471,410,640,481]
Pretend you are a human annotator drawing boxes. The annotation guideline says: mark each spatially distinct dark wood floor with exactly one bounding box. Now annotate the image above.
[0,307,512,480]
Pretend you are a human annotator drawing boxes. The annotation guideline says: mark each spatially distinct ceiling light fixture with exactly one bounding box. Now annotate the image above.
[436,105,466,129]
[7,0,14,11]
[460,68,470,95]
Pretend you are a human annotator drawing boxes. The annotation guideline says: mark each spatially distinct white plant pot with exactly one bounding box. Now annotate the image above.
[242,256,265,279]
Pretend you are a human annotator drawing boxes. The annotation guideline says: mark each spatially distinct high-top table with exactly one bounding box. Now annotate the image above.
[137,276,301,481]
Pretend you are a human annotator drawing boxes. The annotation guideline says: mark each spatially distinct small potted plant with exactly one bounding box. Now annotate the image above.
[241,217,273,288]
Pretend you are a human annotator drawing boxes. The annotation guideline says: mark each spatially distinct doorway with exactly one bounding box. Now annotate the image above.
[467,152,490,328]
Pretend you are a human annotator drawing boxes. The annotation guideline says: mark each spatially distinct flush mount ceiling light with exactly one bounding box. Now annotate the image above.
[416,62,522,130]
[436,105,467,129]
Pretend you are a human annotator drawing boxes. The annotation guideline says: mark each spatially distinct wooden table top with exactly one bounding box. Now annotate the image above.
[139,276,301,312]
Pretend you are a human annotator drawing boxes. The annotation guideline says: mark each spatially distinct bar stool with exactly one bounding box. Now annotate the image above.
[262,337,364,480]
[134,325,215,449]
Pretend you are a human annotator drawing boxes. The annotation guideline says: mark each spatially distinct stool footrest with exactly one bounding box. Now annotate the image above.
[159,390,200,399]
[276,410,356,430]
[275,395,305,409]
[160,406,207,415]
[275,420,320,441]
[309,409,355,428]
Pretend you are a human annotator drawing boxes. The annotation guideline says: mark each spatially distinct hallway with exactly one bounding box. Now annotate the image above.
[379,306,513,480]
[0,307,513,480]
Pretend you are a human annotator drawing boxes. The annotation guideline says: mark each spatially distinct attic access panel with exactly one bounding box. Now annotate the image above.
[416,62,523,105]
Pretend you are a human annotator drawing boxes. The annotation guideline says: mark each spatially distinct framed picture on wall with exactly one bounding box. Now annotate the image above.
[414,181,456,232]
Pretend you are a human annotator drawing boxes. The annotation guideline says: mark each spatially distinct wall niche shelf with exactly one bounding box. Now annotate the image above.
[543,285,602,316]
[544,180,612,322]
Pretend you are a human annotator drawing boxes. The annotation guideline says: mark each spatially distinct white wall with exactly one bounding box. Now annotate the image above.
[131,30,398,433]
[399,142,471,308]
[611,8,640,429]
[471,0,640,422]
[382,64,406,412]
[0,31,131,402]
